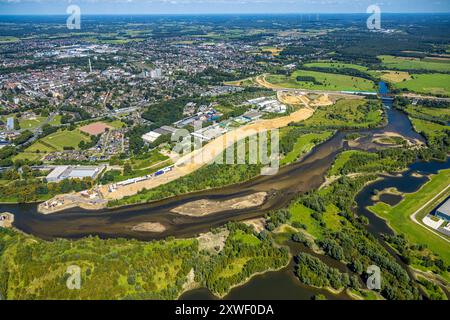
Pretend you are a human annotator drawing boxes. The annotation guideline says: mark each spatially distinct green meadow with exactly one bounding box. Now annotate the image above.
[265,70,377,92]
[368,169,450,265]
[379,55,450,73]
[281,131,333,166]
[26,129,90,153]
[393,73,450,96]
[18,116,47,130]
[303,61,369,72]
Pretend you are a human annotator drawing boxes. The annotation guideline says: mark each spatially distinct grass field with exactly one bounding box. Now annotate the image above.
[265,70,377,92]
[376,70,412,83]
[281,131,333,166]
[0,36,20,43]
[12,152,44,162]
[224,77,258,87]
[301,99,382,129]
[289,203,343,238]
[129,150,169,170]
[48,115,62,126]
[303,61,369,72]
[231,230,261,246]
[410,118,449,144]
[368,169,450,265]
[26,129,90,152]
[328,150,367,176]
[406,105,450,122]
[379,55,450,73]
[108,120,126,129]
[18,116,47,130]
[393,73,450,96]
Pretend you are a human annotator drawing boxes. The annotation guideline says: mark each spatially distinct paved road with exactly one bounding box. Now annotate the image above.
[410,183,450,244]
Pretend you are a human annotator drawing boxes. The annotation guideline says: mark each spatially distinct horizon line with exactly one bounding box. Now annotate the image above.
[1,12,450,16]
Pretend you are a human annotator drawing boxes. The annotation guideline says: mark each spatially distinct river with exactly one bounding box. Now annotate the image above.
[1,96,449,300]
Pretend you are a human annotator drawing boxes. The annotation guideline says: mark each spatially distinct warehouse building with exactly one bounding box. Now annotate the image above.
[436,199,450,221]
[46,165,104,183]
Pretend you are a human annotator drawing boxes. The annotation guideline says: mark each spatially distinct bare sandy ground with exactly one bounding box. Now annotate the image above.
[100,107,314,201]
[0,212,14,228]
[197,229,229,253]
[39,100,314,214]
[310,94,333,107]
[373,131,425,147]
[131,222,166,233]
[171,192,267,217]
[243,218,266,233]
[277,91,307,105]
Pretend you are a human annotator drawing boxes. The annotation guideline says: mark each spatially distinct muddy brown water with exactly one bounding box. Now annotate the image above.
[3,103,448,300]
[3,103,425,241]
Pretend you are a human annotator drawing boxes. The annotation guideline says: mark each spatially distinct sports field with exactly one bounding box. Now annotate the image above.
[18,116,47,130]
[26,129,90,152]
[379,55,450,73]
[264,70,377,92]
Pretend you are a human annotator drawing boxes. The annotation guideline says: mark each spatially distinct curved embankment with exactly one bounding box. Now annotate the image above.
[38,107,314,214]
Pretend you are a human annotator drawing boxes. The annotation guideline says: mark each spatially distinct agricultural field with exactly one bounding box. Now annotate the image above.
[303,61,369,72]
[0,36,20,43]
[368,169,450,265]
[393,73,450,96]
[375,70,412,83]
[264,70,377,92]
[260,46,282,56]
[379,55,450,73]
[25,129,90,153]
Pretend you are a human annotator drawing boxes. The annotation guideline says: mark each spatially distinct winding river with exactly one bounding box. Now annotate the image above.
[1,97,449,300]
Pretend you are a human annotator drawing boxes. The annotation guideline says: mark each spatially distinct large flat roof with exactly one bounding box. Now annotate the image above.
[438,198,450,216]
[46,166,69,179]
[67,168,99,179]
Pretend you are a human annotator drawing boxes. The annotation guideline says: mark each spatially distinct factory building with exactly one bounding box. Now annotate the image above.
[436,199,450,221]
[46,165,104,183]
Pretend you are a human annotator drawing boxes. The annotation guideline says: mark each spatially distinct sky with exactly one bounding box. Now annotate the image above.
[0,0,449,15]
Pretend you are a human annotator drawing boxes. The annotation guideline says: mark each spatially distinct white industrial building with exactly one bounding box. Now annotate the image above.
[191,124,227,142]
[142,131,162,144]
[46,165,104,183]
